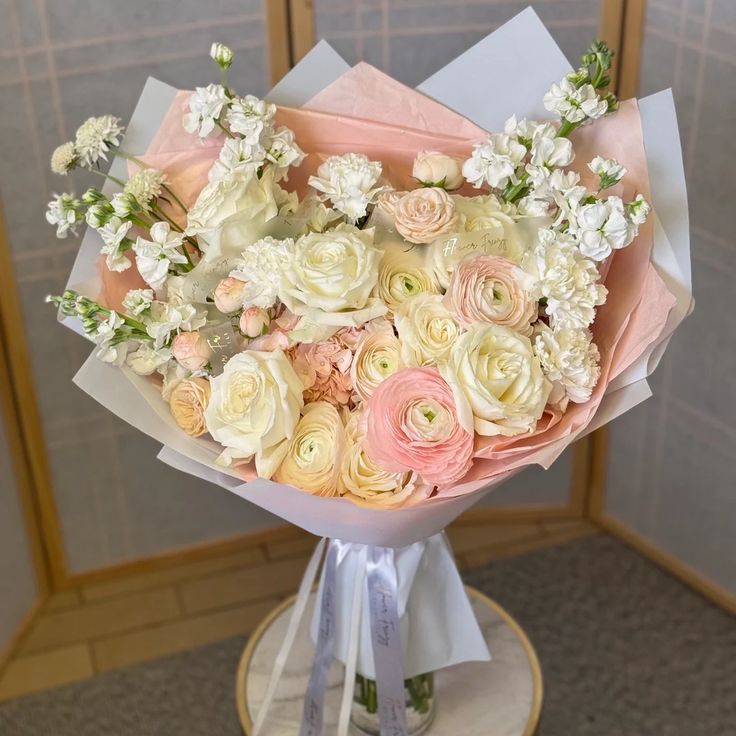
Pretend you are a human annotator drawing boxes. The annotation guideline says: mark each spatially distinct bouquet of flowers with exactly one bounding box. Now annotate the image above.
[46,9,691,735]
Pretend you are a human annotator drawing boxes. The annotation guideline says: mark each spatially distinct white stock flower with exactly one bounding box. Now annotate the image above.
[74,115,124,167]
[534,323,600,404]
[628,193,651,225]
[133,222,189,290]
[50,142,77,175]
[543,79,608,123]
[205,350,304,475]
[522,229,607,329]
[45,193,81,238]
[124,169,167,210]
[503,116,557,144]
[308,153,385,221]
[440,322,551,437]
[376,245,440,313]
[229,236,294,309]
[183,84,229,139]
[226,95,276,145]
[351,318,402,401]
[530,136,574,168]
[99,217,133,272]
[395,293,461,367]
[93,311,128,365]
[126,343,172,376]
[209,137,264,182]
[274,401,345,497]
[462,133,527,190]
[122,288,154,316]
[264,127,305,180]
[339,411,429,508]
[573,196,633,261]
[110,191,139,219]
[588,156,626,188]
[145,301,206,349]
[279,224,385,326]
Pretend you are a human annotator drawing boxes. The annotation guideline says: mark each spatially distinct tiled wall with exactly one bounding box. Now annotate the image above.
[605,0,736,593]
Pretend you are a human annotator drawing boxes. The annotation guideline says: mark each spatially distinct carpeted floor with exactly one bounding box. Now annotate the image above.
[1,535,734,736]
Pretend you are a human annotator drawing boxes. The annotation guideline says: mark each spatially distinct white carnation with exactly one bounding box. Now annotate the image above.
[74,115,124,168]
[462,133,526,189]
[308,153,385,221]
[183,84,228,139]
[534,323,600,403]
[229,236,294,309]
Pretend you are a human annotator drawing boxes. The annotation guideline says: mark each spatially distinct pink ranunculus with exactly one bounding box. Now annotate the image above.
[290,336,355,408]
[171,331,212,371]
[444,254,537,335]
[393,187,457,244]
[363,367,474,487]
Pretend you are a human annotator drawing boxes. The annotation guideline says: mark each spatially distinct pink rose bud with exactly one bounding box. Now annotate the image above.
[213,277,246,314]
[171,331,212,371]
[240,306,270,338]
[412,151,464,190]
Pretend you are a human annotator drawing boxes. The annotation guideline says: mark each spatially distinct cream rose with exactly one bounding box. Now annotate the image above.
[169,377,211,437]
[393,187,457,244]
[205,350,304,475]
[279,224,386,327]
[339,412,430,508]
[395,294,461,366]
[274,401,344,496]
[375,245,440,313]
[444,255,537,335]
[412,151,464,190]
[440,323,551,437]
[351,319,402,401]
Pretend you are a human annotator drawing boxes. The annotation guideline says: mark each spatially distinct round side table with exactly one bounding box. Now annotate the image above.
[236,586,542,735]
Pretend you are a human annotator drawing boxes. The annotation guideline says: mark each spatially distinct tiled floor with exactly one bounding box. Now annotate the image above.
[0,517,597,702]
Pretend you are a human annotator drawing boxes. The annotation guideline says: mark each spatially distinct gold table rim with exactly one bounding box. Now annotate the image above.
[235,585,543,736]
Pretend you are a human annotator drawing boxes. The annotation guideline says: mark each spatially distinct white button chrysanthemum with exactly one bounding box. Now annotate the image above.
[50,142,78,175]
[229,236,294,309]
[183,84,229,139]
[308,153,386,221]
[523,229,607,330]
[533,323,601,404]
[462,133,527,189]
[124,169,167,210]
[225,95,276,146]
[74,115,124,168]
[45,193,82,238]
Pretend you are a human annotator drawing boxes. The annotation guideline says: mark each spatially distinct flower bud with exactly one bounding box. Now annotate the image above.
[171,331,212,371]
[213,277,246,314]
[412,151,464,190]
[240,306,270,338]
[210,42,233,70]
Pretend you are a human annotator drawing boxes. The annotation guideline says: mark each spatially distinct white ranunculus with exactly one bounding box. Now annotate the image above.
[229,236,294,309]
[183,84,229,139]
[440,322,551,437]
[533,323,600,404]
[205,350,304,475]
[133,222,189,289]
[279,224,386,326]
[412,151,464,190]
[186,166,281,262]
[339,411,429,508]
[395,293,461,367]
[462,133,527,189]
[351,318,402,401]
[274,401,344,496]
[375,244,440,313]
[308,153,386,221]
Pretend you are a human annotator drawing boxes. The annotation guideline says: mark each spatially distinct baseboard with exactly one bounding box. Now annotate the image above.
[595,513,736,616]
[0,596,46,680]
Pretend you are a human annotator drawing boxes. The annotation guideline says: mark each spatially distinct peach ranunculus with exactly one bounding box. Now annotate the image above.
[393,187,458,244]
[350,318,402,401]
[444,254,537,335]
[168,377,211,437]
[274,401,344,497]
[339,411,431,508]
[290,334,355,407]
[363,367,474,487]
[171,331,212,371]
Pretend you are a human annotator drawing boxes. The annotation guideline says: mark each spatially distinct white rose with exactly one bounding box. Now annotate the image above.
[186,166,281,262]
[279,224,386,326]
[452,194,516,233]
[274,401,344,496]
[412,151,464,190]
[205,350,304,476]
[375,244,440,313]
[339,412,430,508]
[441,322,551,437]
[351,318,403,401]
[395,294,461,367]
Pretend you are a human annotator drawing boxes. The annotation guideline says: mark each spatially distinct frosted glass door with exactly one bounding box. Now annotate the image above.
[0,0,277,575]
[605,1,736,594]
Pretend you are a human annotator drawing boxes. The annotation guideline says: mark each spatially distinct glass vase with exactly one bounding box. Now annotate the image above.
[351,672,435,736]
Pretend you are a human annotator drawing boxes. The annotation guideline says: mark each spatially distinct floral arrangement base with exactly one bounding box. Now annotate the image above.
[236,587,542,736]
